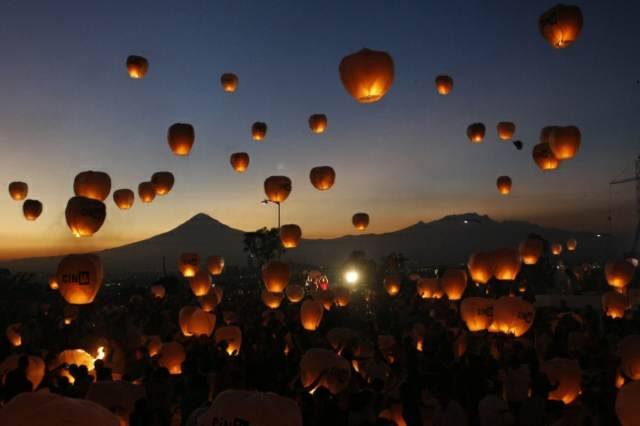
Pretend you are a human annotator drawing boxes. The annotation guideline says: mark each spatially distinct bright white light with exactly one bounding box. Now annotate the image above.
[344,270,359,285]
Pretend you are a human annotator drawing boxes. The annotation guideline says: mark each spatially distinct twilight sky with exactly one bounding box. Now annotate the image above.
[0,0,638,260]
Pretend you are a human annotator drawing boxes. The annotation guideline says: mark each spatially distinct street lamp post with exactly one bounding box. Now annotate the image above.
[261,199,281,228]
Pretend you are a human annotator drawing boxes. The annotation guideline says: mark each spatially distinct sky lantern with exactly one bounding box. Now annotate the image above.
[300,300,324,331]
[339,48,394,104]
[261,290,284,309]
[618,335,640,381]
[178,253,199,278]
[262,260,290,292]
[519,238,544,265]
[150,284,166,300]
[602,291,629,319]
[300,348,351,394]
[308,114,327,133]
[541,358,582,405]
[491,248,521,281]
[605,260,635,289]
[264,176,292,202]
[315,289,335,311]
[138,182,156,203]
[416,278,442,299]
[187,308,216,337]
[189,270,211,297]
[497,122,516,140]
[200,291,219,312]
[466,123,486,143]
[280,224,302,248]
[352,212,370,230]
[460,298,494,332]
[220,73,238,93]
[496,176,512,195]
[617,381,640,426]
[441,269,467,300]
[252,122,267,141]
[539,4,583,49]
[566,238,577,251]
[309,166,336,191]
[206,256,225,275]
[126,55,148,79]
[113,189,134,209]
[65,196,106,237]
[56,254,104,304]
[490,296,535,337]
[212,285,224,304]
[467,252,494,284]
[215,326,242,356]
[333,287,350,307]
[8,181,28,200]
[168,123,195,156]
[532,142,561,171]
[435,75,453,95]
[230,152,250,173]
[286,284,305,303]
[63,305,78,325]
[549,126,581,160]
[551,242,563,256]
[22,199,43,221]
[179,306,197,336]
[158,342,185,375]
[200,390,302,426]
[74,171,111,201]
[384,275,401,296]
[6,323,21,347]
[0,354,45,390]
[49,276,59,290]
[151,172,174,195]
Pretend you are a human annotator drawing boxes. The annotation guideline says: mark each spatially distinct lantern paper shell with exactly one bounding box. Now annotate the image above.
[252,122,267,141]
[8,181,28,201]
[618,335,640,381]
[230,152,250,172]
[300,348,351,394]
[416,278,442,299]
[65,196,106,237]
[541,358,582,405]
[213,285,224,304]
[496,176,512,195]
[137,182,156,203]
[334,287,350,307]
[126,55,149,79]
[286,284,305,303]
[0,390,120,426]
[6,323,21,347]
[490,296,535,337]
[352,213,370,230]
[460,298,494,332]
[497,122,516,140]
[605,260,635,289]
[49,276,59,290]
[74,171,111,201]
[551,243,563,256]
[178,253,200,278]
[384,275,401,296]
[220,73,238,93]
[200,291,219,312]
[187,308,216,337]
[200,390,302,426]
[206,255,225,275]
[158,342,185,375]
[549,126,581,160]
[441,269,467,300]
[467,123,486,143]
[113,189,134,209]
[214,326,243,356]
[339,48,394,104]
[616,381,640,426]
[264,176,291,202]
[520,239,544,265]
[309,166,336,191]
[151,172,174,195]
[56,254,104,304]
[54,349,97,381]
[539,5,583,49]
[602,291,629,319]
[280,224,302,248]
[566,238,577,251]
[491,248,521,281]
[468,252,494,284]
[262,260,290,292]
[23,199,43,221]
[300,300,324,331]
[150,284,166,300]
[189,270,211,297]
[327,328,360,353]
[261,290,285,309]
[168,123,195,156]
[0,355,45,390]
[308,114,328,134]
[532,142,561,171]
[179,306,197,336]
[435,75,453,95]
[315,289,335,311]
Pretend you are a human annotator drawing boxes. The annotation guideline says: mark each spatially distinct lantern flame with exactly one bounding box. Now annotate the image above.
[96,346,106,360]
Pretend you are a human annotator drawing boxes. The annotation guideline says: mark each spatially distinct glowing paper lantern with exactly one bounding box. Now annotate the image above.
[220,73,238,93]
[261,290,284,309]
[189,270,211,297]
[214,326,242,356]
[262,260,290,292]
[602,291,629,319]
[48,276,59,290]
[200,291,219,312]
[352,213,370,230]
[440,269,467,300]
[497,122,516,140]
[252,122,267,141]
[467,123,486,143]
[6,323,21,347]
[616,381,640,426]
[384,275,401,296]
[532,142,561,171]
[491,248,521,281]
[280,224,302,248]
[519,239,544,265]
[168,123,195,156]
[300,348,351,394]
[56,254,104,304]
[74,171,111,201]
[541,358,582,405]
[618,335,640,381]
[490,296,535,337]
[286,284,305,303]
[113,189,134,209]
[416,278,442,299]
[300,300,324,331]
[435,75,453,95]
[151,172,174,195]
[200,390,302,426]
[549,126,581,160]
[308,114,327,133]
[158,342,185,375]
[315,289,335,311]
[23,199,43,221]
[467,252,494,284]
[309,166,336,191]
[539,5,583,49]
[126,55,149,79]
[566,238,577,251]
[187,308,216,337]
[230,152,250,172]
[496,176,512,195]
[206,256,224,275]
[150,284,166,300]
[65,196,106,237]
[178,253,199,278]
[551,243,563,256]
[264,176,292,202]
[339,48,394,104]
[8,182,28,201]
[179,306,197,336]
[605,260,635,289]
[0,354,45,390]
[333,287,350,307]
[138,182,155,203]
[460,298,494,332]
